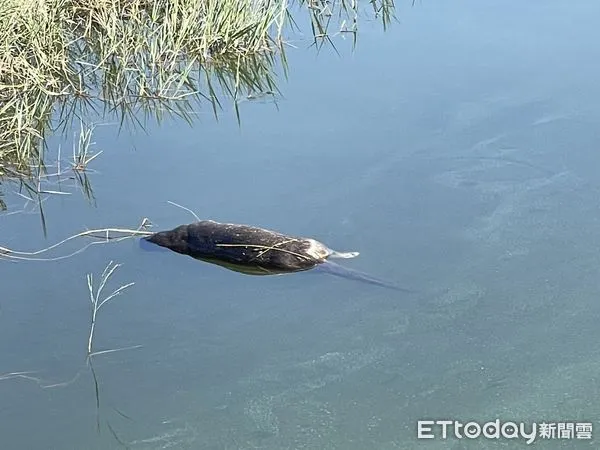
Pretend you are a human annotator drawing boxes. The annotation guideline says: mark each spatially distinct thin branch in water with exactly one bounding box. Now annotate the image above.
[86,260,135,356]
[215,242,315,262]
[0,218,154,262]
[72,121,103,172]
[0,369,82,389]
[88,345,143,358]
[167,200,200,221]
[0,371,39,382]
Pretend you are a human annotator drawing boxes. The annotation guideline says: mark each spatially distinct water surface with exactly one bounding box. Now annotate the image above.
[2,0,600,448]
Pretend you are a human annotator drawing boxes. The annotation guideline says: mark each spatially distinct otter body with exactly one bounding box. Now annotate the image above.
[143,220,347,273]
[142,220,411,291]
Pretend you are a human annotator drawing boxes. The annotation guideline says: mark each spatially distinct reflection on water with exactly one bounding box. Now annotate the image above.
[0,0,394,191]
[1,0,395,238]
[3,0,600,449]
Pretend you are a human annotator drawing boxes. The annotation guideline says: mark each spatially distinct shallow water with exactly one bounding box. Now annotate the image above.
[2,0,600,448]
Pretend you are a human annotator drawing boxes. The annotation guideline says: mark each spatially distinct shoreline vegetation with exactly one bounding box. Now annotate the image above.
[0,0,396,196]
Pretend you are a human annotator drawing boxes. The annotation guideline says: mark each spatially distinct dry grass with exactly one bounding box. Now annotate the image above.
[0,0,289,172]
[86,260,135,356]
[0,0,395,182]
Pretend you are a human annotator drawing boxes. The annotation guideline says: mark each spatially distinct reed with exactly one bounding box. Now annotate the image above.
[86,260,135,356]
[0,0,286,171]
[0,0,395,184]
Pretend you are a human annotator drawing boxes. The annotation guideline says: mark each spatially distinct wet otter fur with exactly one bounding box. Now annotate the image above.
[143,220,357,274]
[142,220,412,291]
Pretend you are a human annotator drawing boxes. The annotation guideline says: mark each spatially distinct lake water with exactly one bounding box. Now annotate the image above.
[2,0,600,448]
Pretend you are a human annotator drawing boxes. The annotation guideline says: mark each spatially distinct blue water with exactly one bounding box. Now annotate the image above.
[2,0,600,448]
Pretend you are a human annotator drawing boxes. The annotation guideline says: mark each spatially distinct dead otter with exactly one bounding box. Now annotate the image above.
[141,220,413,292]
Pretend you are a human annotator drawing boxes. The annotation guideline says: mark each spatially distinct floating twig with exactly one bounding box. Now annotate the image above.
[0,218,153,262]
[86,261,135,356]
